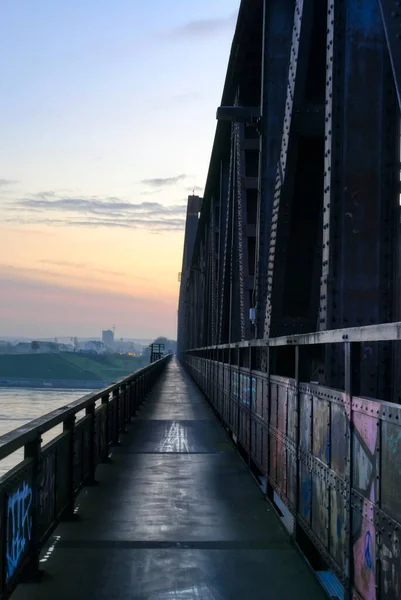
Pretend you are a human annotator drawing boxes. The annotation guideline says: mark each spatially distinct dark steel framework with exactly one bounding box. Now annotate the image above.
[178,1,401,599]
[177,0,401,400]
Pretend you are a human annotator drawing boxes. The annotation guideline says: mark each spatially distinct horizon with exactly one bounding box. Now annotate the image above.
[0,0,240,339]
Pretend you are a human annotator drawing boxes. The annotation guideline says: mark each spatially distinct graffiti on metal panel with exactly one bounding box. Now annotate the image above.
[364,531,372,570]
[351,412,378,599]
[191,359,401,597]
[381,532,401,599]
[232,374,256,406]
[6,481,33,581]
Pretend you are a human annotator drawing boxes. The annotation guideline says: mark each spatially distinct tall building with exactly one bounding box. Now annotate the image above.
[102,329,114,348]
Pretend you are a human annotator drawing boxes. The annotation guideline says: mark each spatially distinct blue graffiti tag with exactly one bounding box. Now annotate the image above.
[6,481,33,581]
[364,531,373,570]
[231,374,256,406]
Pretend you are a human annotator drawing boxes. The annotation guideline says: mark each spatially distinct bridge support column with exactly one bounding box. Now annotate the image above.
[320,0,400,400]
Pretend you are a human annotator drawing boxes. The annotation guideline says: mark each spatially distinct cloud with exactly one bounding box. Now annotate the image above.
[7,193,187,232]
[39,259,129,278]
[38,259,151,281]
[169,13,237,40]
[0,265,175,307]
[0,179,17,187]
[140,174,187,188]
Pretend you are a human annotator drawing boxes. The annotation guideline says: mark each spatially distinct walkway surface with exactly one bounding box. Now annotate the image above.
[13,359,325,600]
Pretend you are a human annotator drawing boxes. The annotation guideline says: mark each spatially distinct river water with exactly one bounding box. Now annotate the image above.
[0,387,89,475]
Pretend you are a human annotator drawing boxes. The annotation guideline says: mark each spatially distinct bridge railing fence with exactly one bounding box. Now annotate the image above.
[0,354,171,599]
[181,322,401,600]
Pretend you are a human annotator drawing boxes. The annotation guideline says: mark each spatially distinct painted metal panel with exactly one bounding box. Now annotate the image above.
[299,461,312,525]
[330,486,347,572]
[287,386,297,442]
[277,384,287,434]
[352,411,380,504]
[312,472,329,549]
[381,420,401,523]
[331,402,349,479]
[380,526,401,600]
[286,446,297,508]
[184,356,401,599]
[313,396,330,466]
[352,512,376,600]
[299,392,312,451]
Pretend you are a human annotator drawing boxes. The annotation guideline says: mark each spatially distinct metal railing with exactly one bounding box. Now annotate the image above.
[181,323,401,600]
[0,354,171,599]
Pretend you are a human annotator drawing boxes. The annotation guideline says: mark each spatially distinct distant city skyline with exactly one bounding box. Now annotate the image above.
[0,0,240,338]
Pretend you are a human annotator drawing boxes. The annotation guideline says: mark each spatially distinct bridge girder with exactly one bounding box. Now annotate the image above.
[178,0,400,401]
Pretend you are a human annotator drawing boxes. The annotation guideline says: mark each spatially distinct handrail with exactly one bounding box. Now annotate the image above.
[0,357,169,462]
[184,321,401,352]
[0,353,171,598]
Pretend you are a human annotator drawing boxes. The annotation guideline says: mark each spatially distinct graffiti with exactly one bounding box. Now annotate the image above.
[388,432,401,455]
[189,356,401,600]
[231,374,256,406]
[364,531,372,570]
[6,481,33,581]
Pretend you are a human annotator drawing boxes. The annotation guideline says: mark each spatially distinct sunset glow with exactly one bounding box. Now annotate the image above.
[0,0,239,339]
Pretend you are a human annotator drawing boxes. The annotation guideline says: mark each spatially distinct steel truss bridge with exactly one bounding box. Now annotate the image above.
[0,2,400,600]
[178,1,401,599]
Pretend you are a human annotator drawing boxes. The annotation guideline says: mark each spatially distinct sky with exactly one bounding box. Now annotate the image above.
[0,0,240,340]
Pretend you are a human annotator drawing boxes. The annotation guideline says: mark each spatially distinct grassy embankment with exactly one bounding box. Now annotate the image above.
[0,353,149,383]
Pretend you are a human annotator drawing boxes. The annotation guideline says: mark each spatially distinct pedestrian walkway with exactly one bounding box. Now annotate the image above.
[12,359,325,600]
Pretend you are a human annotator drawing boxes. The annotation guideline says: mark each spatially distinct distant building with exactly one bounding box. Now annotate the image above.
[13,341,62,354]
[102,330,114,348]
[84,341,107,354]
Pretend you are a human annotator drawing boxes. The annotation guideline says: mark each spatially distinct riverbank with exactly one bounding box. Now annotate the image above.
[0,378,111,389]
[0,353,148,389]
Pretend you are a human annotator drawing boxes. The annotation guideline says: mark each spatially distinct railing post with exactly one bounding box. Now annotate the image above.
[120,384,127,433]
[265,342,271,500]
[228,347,232,431]
[112,389,120,445]
[85,402,97,485]
[236,346,240,443]
[213,348,217,411]
[62,414,77,521]
[133,379,138,415]
[248,344,252,468]
[126,381,133,421]
[294,345,300,540]
[344,340,360,600]
[21,435,43,581]
[101,393,111,463]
